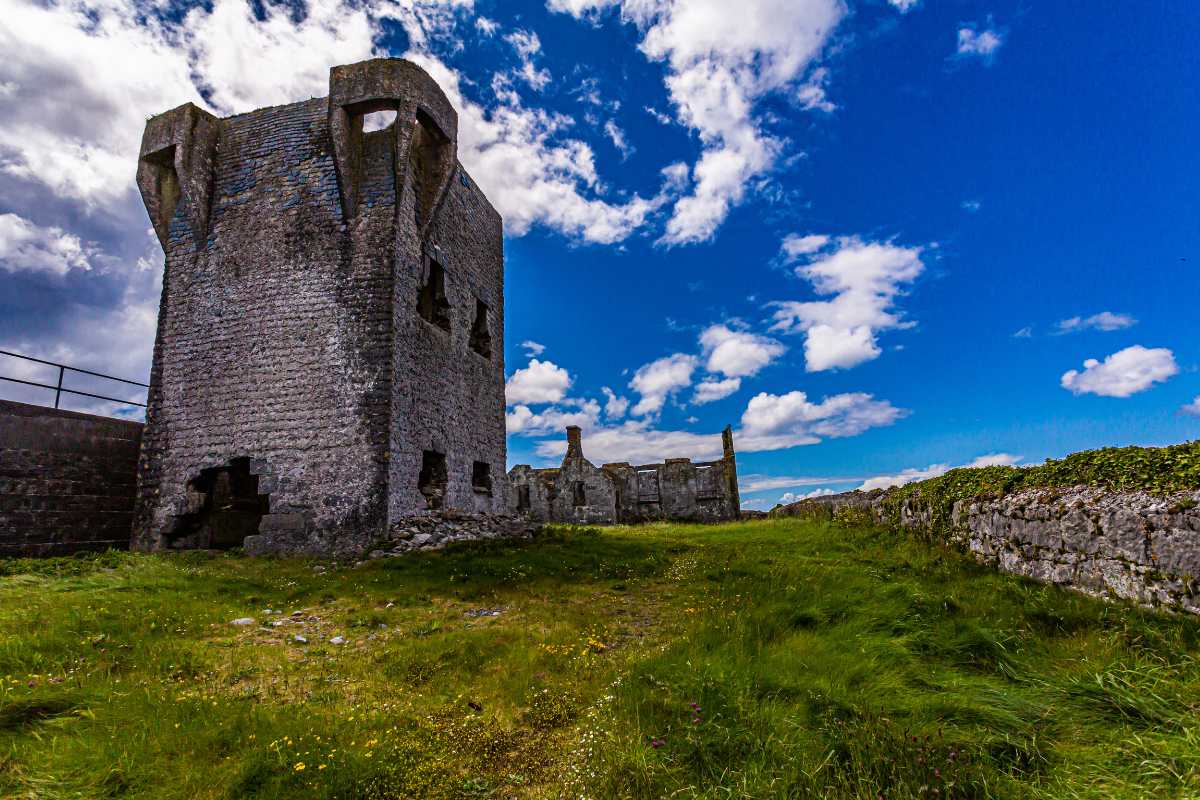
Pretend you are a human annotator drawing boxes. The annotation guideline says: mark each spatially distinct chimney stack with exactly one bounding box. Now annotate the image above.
[565,425,584,462]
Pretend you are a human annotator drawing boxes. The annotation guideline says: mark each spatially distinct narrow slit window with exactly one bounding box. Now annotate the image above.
[469,299,491,358]
[472,461,492,494]
[417,258,451,332]
[418,450,448,509]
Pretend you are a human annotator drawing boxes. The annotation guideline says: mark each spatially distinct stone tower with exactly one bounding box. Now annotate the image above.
[132,58,507,555]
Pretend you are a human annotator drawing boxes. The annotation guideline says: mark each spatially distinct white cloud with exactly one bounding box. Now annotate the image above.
[699,323,786,378]
[549,0,846,245]
[601,386,629,418]
[475,16,499,35]
[1182,397,1200,417]
[521,340,547,356]
[505,29,551,90]
[796,66,835,113]
[505,358,573,405]
[780,233,830,259]
[410,53,669,243]
[506,398,601,435]
[0,230,161,416]
[1013,326,1033,339]
[645,105,673,125]
[956,25,1004,62]
[628,352,698,416]
[770,235,925,371]
[961,199,981,213]
[532,419,722,464]
[888,0,919,11]
[739,474,851,492]
[692,377,741,404]
[1061,345,1178,398]
[857,453,1020,492]
[738,389,906,450]
[778,487,836,504]
[0,213,93,275]
[604,119,634,159]
[1055,311,1137,335]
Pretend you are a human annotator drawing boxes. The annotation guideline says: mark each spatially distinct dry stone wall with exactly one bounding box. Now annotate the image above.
[776,486,1200,614]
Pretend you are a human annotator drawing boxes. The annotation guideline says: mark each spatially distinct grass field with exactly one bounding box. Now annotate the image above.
[1,518,1198,799]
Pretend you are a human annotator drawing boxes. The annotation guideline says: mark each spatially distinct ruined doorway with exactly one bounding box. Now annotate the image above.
[170,458,269,549]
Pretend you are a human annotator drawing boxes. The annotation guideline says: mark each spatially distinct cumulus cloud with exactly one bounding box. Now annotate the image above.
[738,389,907,450]
[0,213,94,275]
[857,453,1020,492]
[505,358,573,405]
[780,233,830,259]
[956,24,1004,62]
[1060,345,1178,398]
[778,487,836,504]
[521,340,547,356]
[692,377,741,404]
[628,353,699,416]
[1182,397,1200,417]
[770,235,925,371]
[1054,311,1137,335]
[601,386,629,419]
[699,323,786,379]
[549,0,846,245]
[506,398,601,435]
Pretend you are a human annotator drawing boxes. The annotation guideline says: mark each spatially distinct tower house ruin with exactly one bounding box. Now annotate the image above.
[133,58,507,555]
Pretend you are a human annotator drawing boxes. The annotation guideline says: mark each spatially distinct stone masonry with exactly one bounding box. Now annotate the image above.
[508,426,741,525]
[133,59,508,556]
[775,486,1200,615]
[0,400,142,556]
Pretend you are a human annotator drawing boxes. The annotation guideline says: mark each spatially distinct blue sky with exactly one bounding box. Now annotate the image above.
[0,0,1197,509]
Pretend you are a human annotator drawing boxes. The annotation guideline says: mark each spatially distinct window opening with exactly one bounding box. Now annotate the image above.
[418,450,448,509]
[517,485,531,512]
[472,461,492,494]
[417,258,451,331]
[469,299,491,358]
[573,481,587,507]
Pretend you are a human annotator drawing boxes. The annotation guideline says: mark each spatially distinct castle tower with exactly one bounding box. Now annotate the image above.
[132,59,507,555]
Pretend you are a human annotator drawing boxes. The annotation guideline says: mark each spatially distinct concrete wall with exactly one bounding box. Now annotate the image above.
[0,400,141,556]
[775,486,1200,615]
[133,58,506,557]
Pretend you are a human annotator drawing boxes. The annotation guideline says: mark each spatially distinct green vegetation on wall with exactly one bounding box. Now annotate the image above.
[883,440,1200,539]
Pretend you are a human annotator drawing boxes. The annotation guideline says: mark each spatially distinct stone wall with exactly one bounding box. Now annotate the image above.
[0,400,141,556]
[775,485,1200,615]
[133,58,507,557]
[508,425,741,525]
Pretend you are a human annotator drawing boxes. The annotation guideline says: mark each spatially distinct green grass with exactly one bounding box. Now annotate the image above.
[1,519,1198,799]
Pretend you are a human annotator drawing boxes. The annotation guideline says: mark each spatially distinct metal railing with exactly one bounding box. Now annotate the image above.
[0,349,148,409]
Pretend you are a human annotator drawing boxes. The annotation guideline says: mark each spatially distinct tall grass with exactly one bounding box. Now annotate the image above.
[1,520,1197,798]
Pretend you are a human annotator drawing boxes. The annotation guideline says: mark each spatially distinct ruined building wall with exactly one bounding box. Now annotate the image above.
[508,426,740,525]
[133,59,506,556]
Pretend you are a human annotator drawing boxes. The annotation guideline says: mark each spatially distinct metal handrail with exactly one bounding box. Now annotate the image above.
[0,349,148,409]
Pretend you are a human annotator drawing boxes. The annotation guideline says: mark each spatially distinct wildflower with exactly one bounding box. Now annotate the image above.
[294,763,306,771]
